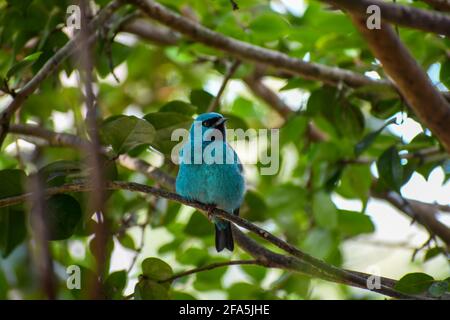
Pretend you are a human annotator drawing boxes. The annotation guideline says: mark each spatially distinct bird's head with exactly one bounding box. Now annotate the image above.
[190,112,228,143]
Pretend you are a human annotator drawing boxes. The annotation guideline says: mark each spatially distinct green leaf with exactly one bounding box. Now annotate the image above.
[302,228,336,260]
[6,51,42,79]
[0,169,27,257]
[142,257,173,282]
[101,115,155,155]
[45,194,82,240]
[0,267,7,299]
[440,60,450,88]
[337,164,372,202]
[0,169,26,199]
[249,12,290,42]
[176,247,208,266]
[190,89,214,113]
[228,282,269,299]
[240,191,268,222]
[424,247,445,261]
[134,279,170,300]
[394,272,434,294]
[312,191,337,229]
[159,100,197,116]
[337,210,375,237]
[241,264,267,283]
[0,207,26,258]
[172,291,196,300]
[376,146,403,192]
[118,233,136,251]
[184,211,211,237]
[194,261,228,291]
[355,118,396,156]
[39,160,81,187]
[143,112,192,155]
[104,270,127,300]
[95,42,131,78]
[336,103,365,140]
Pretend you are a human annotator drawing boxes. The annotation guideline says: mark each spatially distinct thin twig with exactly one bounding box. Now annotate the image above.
[207,59,241,112]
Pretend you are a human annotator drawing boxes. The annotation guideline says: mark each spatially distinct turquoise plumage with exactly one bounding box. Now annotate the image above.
[176,112,245,252]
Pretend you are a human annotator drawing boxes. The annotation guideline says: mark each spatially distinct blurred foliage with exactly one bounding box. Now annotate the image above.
[0,0,449,300]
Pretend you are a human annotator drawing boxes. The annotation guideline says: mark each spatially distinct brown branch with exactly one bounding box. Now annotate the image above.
[0,180,439,299]
[79,0,109,299]
[127,0,378,88]
[121,18,179,45]
[120,16,450,103]
[374,190,450,248]
[328,5,450,153]
[117,155,175,190]
[207,59,241,112]
[322,0,450,36]
[243,73,292,120]
[422,0,450,11]
[0,0,123,149]
[160,260,260,283]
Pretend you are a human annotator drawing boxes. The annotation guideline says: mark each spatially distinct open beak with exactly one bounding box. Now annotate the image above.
[213,117,228,128]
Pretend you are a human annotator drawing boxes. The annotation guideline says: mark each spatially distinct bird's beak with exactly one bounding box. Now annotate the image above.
[213,117,228,127]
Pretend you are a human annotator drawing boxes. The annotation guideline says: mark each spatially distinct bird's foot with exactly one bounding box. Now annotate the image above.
[206,204,217,222]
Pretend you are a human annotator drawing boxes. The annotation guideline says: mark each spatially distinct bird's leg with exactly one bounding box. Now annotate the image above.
[206,204,217,222]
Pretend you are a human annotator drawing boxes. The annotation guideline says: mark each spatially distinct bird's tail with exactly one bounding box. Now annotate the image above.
[215,221,234,252]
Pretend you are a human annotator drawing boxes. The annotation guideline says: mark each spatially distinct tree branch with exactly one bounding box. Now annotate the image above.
[421,0,450,11]
[121,18,179,45]
[322,0,450,36]
[373,190,450,248]
[79,0,110,299]
[119,15,450,103]
[0,179,442,299]
[127,0,378,88]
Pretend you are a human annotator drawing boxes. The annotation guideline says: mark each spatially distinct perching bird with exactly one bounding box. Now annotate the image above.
[176,112,245,252]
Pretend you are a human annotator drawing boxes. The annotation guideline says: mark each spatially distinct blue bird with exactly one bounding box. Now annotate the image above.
[176,112,245,252]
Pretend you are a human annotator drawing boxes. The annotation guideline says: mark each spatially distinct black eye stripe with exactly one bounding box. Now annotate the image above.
[202,117,221,127]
